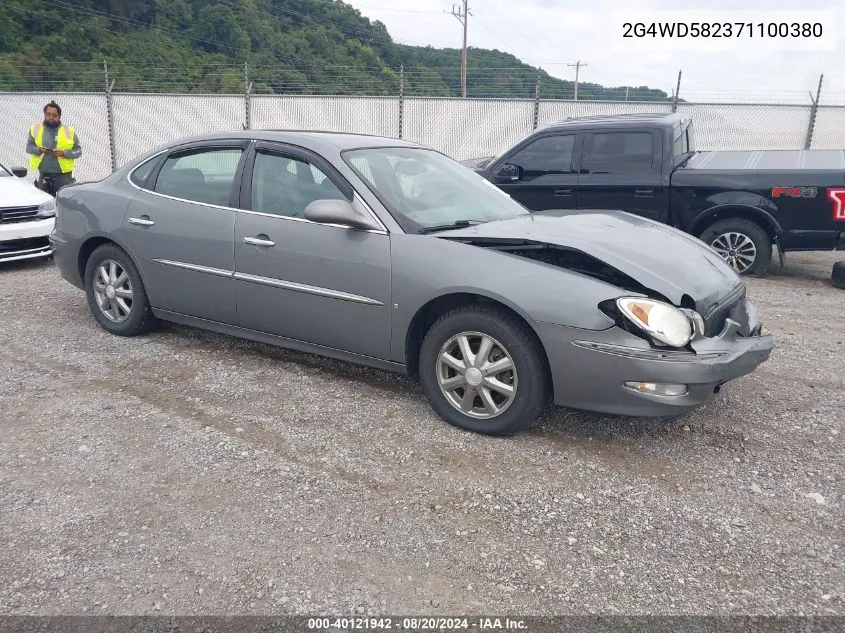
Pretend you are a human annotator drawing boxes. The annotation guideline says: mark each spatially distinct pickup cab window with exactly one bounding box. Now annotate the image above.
[588,132,654,173]
[505,133,576,180]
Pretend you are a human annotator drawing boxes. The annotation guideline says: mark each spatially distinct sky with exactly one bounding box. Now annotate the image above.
[344,0,845,104]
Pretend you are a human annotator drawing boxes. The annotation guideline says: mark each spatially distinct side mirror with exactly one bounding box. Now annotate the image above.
[304,198,382,231]
[493,163,520,182]
[11,167,27,178]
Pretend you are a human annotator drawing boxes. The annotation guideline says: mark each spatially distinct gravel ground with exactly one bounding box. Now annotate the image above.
[0,251,842,618]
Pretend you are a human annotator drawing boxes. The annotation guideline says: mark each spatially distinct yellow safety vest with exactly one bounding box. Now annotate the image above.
[29,123,77,173]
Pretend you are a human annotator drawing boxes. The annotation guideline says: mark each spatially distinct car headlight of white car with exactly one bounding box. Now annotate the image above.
[616,297,694,347]
[35,199,56,218]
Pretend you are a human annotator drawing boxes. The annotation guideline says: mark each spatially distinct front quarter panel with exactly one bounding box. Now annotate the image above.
[388,233,623,363]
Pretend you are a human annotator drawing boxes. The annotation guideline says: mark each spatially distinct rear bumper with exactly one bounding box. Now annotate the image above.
[48,230,84,289]
[0,218,55,263]
[533,304,774,417]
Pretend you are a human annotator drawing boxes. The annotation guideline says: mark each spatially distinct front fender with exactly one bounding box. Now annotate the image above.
[389,233,624,335]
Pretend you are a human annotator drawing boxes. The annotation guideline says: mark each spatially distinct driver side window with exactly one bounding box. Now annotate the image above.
[250,150,349,218]
[506,134,576,181]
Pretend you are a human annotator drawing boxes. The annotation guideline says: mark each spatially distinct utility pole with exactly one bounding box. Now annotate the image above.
[566,60,587,100]
[451,1,471,97]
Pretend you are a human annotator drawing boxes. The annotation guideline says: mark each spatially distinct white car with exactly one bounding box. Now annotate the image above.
[0,162,56,263]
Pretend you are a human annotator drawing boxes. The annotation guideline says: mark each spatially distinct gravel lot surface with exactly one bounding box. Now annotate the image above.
[1,251,842,618]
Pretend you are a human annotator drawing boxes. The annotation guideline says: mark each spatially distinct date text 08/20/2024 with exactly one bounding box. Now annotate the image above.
[307,617,528,630]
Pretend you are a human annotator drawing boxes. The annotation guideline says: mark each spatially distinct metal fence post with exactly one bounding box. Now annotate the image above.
[398,64,404,139]
[103,60,117,173]
[532,71,541,130]
[671,70,682,113]
[804,73,823,149]
[244,62,252,130]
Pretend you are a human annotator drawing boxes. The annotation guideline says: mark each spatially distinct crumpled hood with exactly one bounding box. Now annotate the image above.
[437,209,743,314]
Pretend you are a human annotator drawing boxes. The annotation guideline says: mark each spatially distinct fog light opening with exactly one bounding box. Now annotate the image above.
[625,381,688,397]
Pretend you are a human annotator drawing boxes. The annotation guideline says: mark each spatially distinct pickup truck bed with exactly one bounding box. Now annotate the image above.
[685,149,845,171]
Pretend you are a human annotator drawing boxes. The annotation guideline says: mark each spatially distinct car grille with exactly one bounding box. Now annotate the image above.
[0,206,39,224]
[702,285,757,337]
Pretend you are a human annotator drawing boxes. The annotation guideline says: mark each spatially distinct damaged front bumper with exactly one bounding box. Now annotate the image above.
[533,301,774,417]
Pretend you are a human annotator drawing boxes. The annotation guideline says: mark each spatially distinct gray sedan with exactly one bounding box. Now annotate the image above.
[50,131,774,436]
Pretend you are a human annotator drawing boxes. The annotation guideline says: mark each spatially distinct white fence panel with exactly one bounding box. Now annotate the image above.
[403,97,535,160]
[251,95,399,137]
[111,94,245,168]
[2,92,844,181]
[810,106,845,150]
[676,103,810,150]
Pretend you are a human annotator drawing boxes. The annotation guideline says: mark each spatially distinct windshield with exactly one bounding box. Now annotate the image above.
[0,163,11,177]
[342,147,529,231]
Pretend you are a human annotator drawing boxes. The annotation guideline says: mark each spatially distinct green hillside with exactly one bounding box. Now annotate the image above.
[0,0,670,101]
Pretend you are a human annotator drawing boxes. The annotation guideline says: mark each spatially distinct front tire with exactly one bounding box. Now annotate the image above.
[418,304,550,436]
[699,218,772,275]
[84,243,157,336]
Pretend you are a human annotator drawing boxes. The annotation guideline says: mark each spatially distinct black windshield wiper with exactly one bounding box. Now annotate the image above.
[418,220,484,234]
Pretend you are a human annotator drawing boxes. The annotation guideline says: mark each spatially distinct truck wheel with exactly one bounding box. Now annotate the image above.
[832,260,845,289]
[699,218,772,275]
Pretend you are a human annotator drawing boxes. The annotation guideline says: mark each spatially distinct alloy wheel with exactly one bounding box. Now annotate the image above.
[710,231,757,273]
[93,259,134,323]
[436,331,518,419]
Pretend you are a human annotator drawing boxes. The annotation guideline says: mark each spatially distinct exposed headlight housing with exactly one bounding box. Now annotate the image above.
[36,199,56,218]
[616,297,694,348]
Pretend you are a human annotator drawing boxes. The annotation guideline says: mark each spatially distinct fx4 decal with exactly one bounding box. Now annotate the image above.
[771,186,818,198]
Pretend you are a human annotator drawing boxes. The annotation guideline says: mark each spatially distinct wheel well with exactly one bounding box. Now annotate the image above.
[692,207,780,243]
[404,292,551,382]
[77,237,118,282]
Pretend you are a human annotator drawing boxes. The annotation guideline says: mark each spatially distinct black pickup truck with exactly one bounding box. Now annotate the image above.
[462,112,845,275]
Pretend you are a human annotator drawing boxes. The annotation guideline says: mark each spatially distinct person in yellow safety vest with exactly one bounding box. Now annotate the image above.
[25,100,83,197]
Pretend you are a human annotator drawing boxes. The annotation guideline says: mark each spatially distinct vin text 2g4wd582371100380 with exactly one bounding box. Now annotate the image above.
[462,112,845,276]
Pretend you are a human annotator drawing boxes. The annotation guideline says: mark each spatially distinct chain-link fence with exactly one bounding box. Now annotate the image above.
[2,90,844,182]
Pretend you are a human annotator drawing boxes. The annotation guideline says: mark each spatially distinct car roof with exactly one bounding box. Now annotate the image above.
[164,129,428,153]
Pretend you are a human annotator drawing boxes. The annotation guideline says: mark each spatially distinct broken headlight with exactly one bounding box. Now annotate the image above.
[616,297,694,348]
[36,199,56,218]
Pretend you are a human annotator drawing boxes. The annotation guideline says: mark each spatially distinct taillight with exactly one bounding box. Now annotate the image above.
[827,188,845,221]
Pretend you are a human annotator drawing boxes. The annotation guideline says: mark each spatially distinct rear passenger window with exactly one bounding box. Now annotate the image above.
[588,132,654,173]
[153,148,243,207]
[129,155,160,188]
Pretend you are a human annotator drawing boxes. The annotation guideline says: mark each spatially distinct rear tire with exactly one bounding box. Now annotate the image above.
[832,260,845,289]
[699,218,772,275]
[418,304,550,436]
[84,243,157,336]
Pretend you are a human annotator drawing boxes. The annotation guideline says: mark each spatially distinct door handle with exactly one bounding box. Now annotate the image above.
[128,217,154,226]
[242,236,275,247]
[554,189,572,197]
[635,189,654,197]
